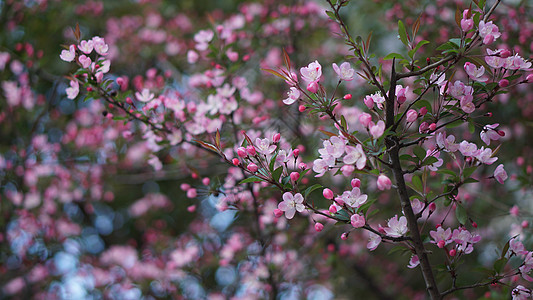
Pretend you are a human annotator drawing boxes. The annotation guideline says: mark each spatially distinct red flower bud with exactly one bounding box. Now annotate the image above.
[343,94,352,100]
[315,223,324,232]
[232,158,240,166]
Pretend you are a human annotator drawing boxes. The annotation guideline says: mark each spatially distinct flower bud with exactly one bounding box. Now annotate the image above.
[180,183,191,191]
[232,158,240,166]
[406,109,418,123]
[437,240,445,248]
[237,147,247,158]
[298,105,306,112]
[272,133,281,143]
[307,81,319,93]
[187,205,196,212]
[299,162,308,170]
[247,163,258,173]
[363,96,374,109]
[527,74,533,83]
[429,123,437,131]
[359,113,372,127]
[472,221,477,228]
[329,204,337,214]
[449,249,457,256]
[290,172,300,182]
[419,122,429,133]
[343,94,352,100]
[186,188,197,198]
[499,49,511,58]
[315,223,324,232]
[341,232,348,240]
[521,220,529,228]
[377,174,392,190]
[292,149,300,157]
[273,209,283,218]
[420,107,428,116]
[202,177,210,186]
[246,145,256,156]
[428,202,436,213]
[351,178,361,188]
[323,188,334,200]
[498,79,509,87]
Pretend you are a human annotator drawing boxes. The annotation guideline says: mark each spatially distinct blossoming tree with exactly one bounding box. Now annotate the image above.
[1,0,532,299]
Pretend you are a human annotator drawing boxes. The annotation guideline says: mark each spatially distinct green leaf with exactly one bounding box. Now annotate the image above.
[304,184,323,198]
[388,245,410,256]
[493,257,508,274]
[463,166,477,179]
[325,10,336,21]
[411,175,423,192]
[383,53,405,60]
[272,166,283,183]
[239,176,264,184]
[269,153,278,172]
[437,169,457,177]
[455,204,467,225]
[357,198,377,215]
[463,178,478,184]
[413,146,426,161]
[398,20,408,46]
[422,156,438,166]
[408,40,429,59]
[297,169,310,183]
[400,154,418,163]
[446,119,464,128]
[501,239,511,259]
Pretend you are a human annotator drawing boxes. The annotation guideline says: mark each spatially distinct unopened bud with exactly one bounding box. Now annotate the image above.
[449,249,457,256]
[498,79,509,88]
[246,145,256,156]
[343,94,352,100]
[293,149,300,157]
[290,172,300,182]
[273,209,283,218]
[272,133,281,143]
[323,188,334,200]
[420,107,428,116]
[307,81,319,93]
[341,232,348,240]
[329,204,337,214]
[428,202,436,212]
[232,158,240,166]
[429,123,437,131]
[247,163,258,173]
[315,223,324,232]
[237,147,247,158]
[351,178,361,188]
[298,105,306,112]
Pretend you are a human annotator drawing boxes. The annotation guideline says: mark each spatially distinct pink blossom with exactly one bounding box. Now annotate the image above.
[359,113,372,127]
[315,222,324,232]
[461,18,474,32]
[187,50,199,63]
[60,45,76,62]
[336,187,367,208]
[255,138,276,155]
[278,192,305,219]
[364,92,386,109]
[459,141,478,157]
[343,144,366,170]
[283,87,300,105]
[78,40,94,54]
[91,36,109,55]
[78,55,92,69]
[506,54,532,70]
[485,49,506,69]
[332,62,354,81]
[512,285,531,300]
[480,123,501,145]
[430,226,452,248]
[350,214,365,228]
[367,232,381,251]
[407,255,420,269]
[377,174,392,190]
[478,21,501,45]
[395,85,409,105]
[66,80,79,100]
[135,89,155,102]
[464,62,488,82]
[319,136,345,159]
[290,172,299,181]
[351,178,361,188]
[384,215,408,237]
[519,252,533,282]
[509,238,528,257]
[369,120,386,139]
[411,198,424,215]
[300,60,322,83]
[306,81,319,93]
[494,164,507,184]
[475,147,497,165]
[436,132,459,152]
[247,163,258,173]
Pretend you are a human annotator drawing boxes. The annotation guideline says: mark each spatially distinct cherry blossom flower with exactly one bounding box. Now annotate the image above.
[478,21,501,44]
[464,62,488,82]
[300,60,322,83]
[283,87,300,105]
[459,141,478,157]
[512,285,532,300]
[135,89,155,102]
[312,156,334,177]
[384,215,408,237]
[475,147,497,165]
[436,132,459,152]
[411,198,424,215]
[319,136,346,159]
[78,40,94,54]
[425,150,443,171]
[509,238,528,257]
[343,144,366,170]
[480,123,501,145]
[430,227,452,248]
[255,138,276,155]
[336,187,367,208]
[350,214,365,228]
[60,45,76,62]
[494,164,508,184]
[364,92,386,109]
[332,62,354,81]
[92,36,109,55]
[506,54,532,70]
[367,232,381,251]
[370,120,386,139]
[407,255,420,269]
[452,228,481,254]
[78,55,92,69]
[485,49,506,69]
[187,50,199,63]
[278,192,305,219]
[519,252,533,282]
[66,80,79,100]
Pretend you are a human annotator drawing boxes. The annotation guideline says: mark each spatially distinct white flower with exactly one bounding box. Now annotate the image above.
[278,192,305,219]
[332,62,354,81]
[283,87,300,105]
[336,187,367,208]
[135,89,155,102]
[343,144,366,170]
[300,60,322,83]
[384,215,408,237]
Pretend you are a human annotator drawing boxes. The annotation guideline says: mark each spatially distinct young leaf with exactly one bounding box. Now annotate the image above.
[398,20,409,46]
[455,204,467,225]
[304,184,323,198]
[239,176,264,184]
